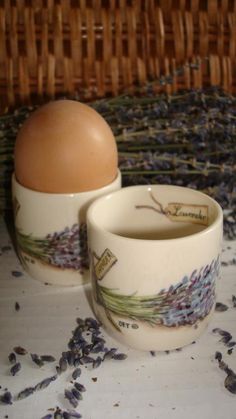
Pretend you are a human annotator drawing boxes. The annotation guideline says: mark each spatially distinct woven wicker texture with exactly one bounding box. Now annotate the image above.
[1,0,236,110]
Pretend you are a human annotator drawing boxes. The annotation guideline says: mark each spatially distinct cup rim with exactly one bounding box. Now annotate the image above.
[87,184,223,243]
[12,170,121,197]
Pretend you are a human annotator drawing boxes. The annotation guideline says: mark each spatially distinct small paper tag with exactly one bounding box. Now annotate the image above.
[165,203,209,226]
[95,248,117,280]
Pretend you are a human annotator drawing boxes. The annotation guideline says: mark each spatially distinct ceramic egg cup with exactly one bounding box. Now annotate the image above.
[12,171,121,286]
[87,185,223,351]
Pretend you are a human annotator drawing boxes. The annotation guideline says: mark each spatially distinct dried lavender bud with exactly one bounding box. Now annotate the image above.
[73,357,81,367]
[112,353,127,360]
[17,386,35,400]
[224,373,236,394]
[63,412,82,419]
[10,362,21,376]
[8,352,16,364]
[0,391,13,405]
[71,388,83,401]
[90,342,105,353]
[64,389,78,408]
[76,317,85,327]
[215,351,222,362]
[103,348,117,360]
[67,351,75,367]
[232,295,236,308]
[34,375,57,391]
[11,270,23,277]
[41,415,53,419]
[227,341,236,348]
[82,344,93,355]
[14,346,27,355]
[150,351,156,356]
[85,317,100,329]
[72,368,81,380]
[215,302,229,312]
[220,334,232,344]
[74,383,86,393]
[79,356,94,364]
[41,355,56,363]
[15,301,20,311]
[31,353,44,367]
[228,348,234,355]
[92,356,102,369]
[59,357,68,372]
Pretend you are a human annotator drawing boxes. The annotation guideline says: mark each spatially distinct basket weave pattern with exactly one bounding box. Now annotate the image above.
[1,0,236,110]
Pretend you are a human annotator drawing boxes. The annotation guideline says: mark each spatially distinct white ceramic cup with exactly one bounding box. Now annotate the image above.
[12,170,121,286]
[87,184,223,351]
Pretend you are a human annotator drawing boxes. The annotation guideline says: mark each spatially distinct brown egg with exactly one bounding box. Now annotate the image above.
[14,100,118,193]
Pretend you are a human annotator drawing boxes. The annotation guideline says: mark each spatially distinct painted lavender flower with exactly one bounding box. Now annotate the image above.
[16,223,88,272]
[94,257,220,328]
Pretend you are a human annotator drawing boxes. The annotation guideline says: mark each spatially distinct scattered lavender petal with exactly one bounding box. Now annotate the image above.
[59,357,68,372]
[10,362,21,376]
[71,388,83,401]
[103,348,117,360]
[64,389,78,408]
[232,295,236,308]
[41,415,53,419]
[74,383,86,393]
[215,351,222,362]
[215,302,229,312]
[17,386,35,400]
[31,353,44,367]
[8,352,16,364]
[11,270,23,277]
[92,356,102,369]
[0,391,13,405]
[225,373,236,394]
[112,353,127,360]
[14,346,27,355]
[34,375,57,391]
[15,301,20,311]
[63,411,82,419]
[72,368,81,380]
[41,355,56,363]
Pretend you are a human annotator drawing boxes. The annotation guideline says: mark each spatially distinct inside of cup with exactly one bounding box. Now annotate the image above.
[89,185,221,240]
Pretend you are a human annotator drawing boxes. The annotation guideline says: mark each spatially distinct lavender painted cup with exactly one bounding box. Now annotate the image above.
[12,171,121,286]
[87,184,223,351]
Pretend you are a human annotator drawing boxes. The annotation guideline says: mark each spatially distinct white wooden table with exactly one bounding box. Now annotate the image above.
[0,218,236,419]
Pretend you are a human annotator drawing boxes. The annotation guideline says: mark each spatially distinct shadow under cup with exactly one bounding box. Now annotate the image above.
[87,185,223,351]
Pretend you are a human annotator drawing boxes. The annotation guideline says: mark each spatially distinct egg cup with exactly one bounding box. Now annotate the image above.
[87,185,223,351]
[12,171,121,286]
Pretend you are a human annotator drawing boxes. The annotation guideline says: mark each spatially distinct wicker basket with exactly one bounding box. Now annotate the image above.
[1,0,236,111]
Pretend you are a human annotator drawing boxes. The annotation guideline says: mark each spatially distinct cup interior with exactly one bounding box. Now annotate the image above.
[88,185,222,240]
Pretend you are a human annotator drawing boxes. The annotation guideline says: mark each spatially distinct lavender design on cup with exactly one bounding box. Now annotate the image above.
[91,252,220,329]
[16,223,89,273]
